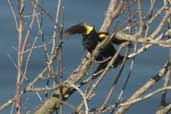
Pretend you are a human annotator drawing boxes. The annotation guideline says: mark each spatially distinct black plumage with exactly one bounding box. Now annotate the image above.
[64,22,124,75]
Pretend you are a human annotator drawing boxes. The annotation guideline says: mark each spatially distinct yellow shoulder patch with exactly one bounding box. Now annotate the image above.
[85,25,93,35]
[99,33,108,40]
[82,23,94,35]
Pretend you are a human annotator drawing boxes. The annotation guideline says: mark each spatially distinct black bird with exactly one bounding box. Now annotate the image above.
[64,22,125,75]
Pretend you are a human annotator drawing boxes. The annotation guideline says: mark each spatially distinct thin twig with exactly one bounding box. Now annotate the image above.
[115,62,170,114]
[66,81,89,114]
[8,0,18,26]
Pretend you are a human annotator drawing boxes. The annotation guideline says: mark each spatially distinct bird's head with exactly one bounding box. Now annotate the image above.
[64,22,95,36]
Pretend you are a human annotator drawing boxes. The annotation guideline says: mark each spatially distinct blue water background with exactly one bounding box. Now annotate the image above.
[0,0,169,114]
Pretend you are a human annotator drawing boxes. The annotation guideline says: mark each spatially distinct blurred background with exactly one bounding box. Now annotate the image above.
[0,0,169,113]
